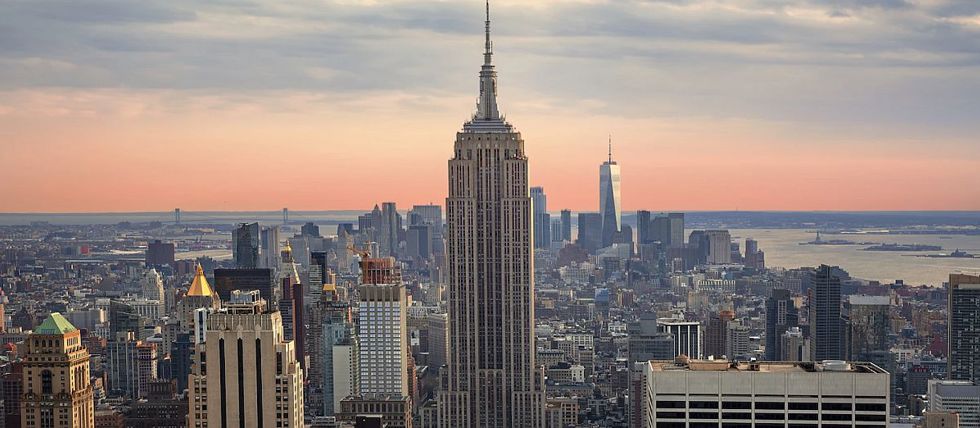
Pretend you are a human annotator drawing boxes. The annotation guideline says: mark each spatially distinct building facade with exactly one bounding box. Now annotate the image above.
[642,360,889,428]
[21,313,95,428]
[810,264,844,361]
[188,308,303,428]
[438,4,545,426]
[599,140,622,248]
[948,274,980,383]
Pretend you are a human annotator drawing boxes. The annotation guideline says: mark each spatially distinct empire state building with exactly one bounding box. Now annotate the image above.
[438,2,546,426]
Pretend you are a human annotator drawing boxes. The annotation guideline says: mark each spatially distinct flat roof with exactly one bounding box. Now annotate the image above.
[648,359,888,374]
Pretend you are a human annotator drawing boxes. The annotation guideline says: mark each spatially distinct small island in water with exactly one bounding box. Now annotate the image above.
[863,243,943,252]
[799,232,875,246]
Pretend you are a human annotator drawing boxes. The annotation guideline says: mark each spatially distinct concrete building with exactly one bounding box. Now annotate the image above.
[704,310,735,359]
[599,138,622,248]
[928,380,979,428]
[780,327,807,361]
[706,230,732,265]
[20,313,94,428]
[766,289,799,361]
[438,4,546,425]
[923,412,961,428]
[188,306,304,428]
[642,360,890,428]
[106,334,157,399]
[948,274,980,383]
[145,240,175,267]
[659,319,702,359]
[259,225,280,269]
[141,269,165,303]
[356,257,409,397]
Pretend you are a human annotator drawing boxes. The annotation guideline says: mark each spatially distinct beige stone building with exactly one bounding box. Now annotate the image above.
[437,3,545,426]
[188,302,303,428]
[21,313,95,428]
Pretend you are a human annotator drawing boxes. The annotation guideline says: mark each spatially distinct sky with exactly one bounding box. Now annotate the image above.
[1,0,979,213]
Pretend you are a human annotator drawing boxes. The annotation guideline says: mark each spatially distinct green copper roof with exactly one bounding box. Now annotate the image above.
[34,312,77,335]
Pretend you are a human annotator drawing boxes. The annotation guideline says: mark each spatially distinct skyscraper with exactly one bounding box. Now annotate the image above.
[845,295,891,360]
[636,210,651,244]
[948,273,980,383]
[356,258,408,396]
[380,202,400,258]
[232,222,261,269]
[668,212,685,248]
[599,138,621,248]
[259,225,280,269]
[560,209,572,243]
[439,3,545,425]
[188,303,304,428]
[765,289,799,361]
[21,313,95,428]
[141,268,165,302]
[577,212,602,254]
[810,264,844,361]
[530,186,549,249]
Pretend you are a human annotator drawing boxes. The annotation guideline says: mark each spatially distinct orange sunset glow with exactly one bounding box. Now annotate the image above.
[2,0,979,212]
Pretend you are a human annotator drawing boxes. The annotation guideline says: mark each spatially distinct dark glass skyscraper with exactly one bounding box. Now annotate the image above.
[948,273,980,383]
[232,222,260,268]
[810,264,843,361]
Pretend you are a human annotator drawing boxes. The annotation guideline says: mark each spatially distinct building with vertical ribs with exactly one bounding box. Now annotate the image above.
[437,2,546,426]
[188,303,303,428]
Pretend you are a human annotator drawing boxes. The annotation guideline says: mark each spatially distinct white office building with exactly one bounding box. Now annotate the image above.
[659,319,702,359]
[928,380,980,428]
[642,359,890,428]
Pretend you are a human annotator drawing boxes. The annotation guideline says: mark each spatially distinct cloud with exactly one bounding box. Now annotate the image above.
[0,0,977,133]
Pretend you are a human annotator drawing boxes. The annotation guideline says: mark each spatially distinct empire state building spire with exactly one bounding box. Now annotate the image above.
[475,0,500,121]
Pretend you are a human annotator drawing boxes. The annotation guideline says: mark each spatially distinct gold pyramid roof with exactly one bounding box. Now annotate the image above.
[187,264,215,297]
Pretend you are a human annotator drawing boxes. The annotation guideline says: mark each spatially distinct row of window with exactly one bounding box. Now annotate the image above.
[655,423,886,428]
[656,401,886,412]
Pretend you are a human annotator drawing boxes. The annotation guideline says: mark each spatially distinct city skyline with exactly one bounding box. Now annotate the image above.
[3,0,980,212]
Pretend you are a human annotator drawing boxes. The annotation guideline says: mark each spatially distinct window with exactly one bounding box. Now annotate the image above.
[41,370,53,394]
[855,403,886,412]
[789,402,818,410]
[822,403,852,411]
[722,402,752,409]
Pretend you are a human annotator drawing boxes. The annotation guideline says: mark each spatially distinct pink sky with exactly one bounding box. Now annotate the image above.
[2,1,980,212]
[2,88,977,213]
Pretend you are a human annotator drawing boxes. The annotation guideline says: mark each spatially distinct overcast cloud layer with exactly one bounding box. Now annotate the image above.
[3,0,979,127]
